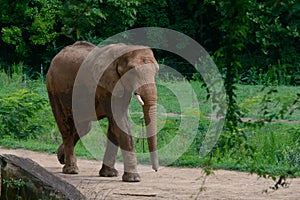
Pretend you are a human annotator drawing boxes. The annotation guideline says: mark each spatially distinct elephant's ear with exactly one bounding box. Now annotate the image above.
[79,44,124,96]
[81,44,148,97]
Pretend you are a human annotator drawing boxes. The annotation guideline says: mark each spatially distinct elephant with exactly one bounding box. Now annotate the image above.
[46,41,159,182]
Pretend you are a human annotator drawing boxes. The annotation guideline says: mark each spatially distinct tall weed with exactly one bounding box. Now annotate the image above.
[0,64,54,140]
[0,89,48,139]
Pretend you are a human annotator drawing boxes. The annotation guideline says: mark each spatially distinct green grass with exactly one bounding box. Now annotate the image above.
[211,123,300,177]
[237,85,300,121]
[0,71,300,178]
[0,136,59,154]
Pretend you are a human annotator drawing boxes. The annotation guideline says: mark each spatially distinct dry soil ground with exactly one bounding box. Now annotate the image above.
[1,148,300,200]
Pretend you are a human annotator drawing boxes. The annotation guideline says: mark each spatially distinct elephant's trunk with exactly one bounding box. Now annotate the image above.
[135,83,158,171]
[143,104,158,171]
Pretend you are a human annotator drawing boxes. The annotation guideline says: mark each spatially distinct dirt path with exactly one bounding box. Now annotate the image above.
[1,148,300,200]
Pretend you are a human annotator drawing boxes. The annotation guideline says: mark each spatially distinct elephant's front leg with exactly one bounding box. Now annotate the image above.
[120,146,140,182]
[102,117,140,182]
[99,123,119,177]
[117,118,140,182]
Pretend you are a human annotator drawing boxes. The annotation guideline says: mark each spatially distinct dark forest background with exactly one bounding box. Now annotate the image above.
[1,0,300,85]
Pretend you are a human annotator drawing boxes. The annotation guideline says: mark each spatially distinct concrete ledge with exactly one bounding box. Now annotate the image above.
[0,154,86,200]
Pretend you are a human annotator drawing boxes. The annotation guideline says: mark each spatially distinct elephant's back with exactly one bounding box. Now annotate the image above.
[46,41,96,92]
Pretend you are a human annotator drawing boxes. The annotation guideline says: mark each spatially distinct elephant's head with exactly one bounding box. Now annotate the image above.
[115,48,159,171]
[91,44,159,171]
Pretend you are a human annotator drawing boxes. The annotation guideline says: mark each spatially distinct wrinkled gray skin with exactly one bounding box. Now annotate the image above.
[46,41,159,182]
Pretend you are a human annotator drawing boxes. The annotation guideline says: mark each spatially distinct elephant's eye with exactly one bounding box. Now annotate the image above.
[143,58,151,64]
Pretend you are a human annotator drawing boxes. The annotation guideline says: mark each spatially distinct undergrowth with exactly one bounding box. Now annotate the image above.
[0,68,299,180]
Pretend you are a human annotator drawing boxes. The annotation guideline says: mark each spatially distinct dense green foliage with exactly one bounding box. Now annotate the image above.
[0,88,46,139]
[1,0,300,84]
[0,68,55,140]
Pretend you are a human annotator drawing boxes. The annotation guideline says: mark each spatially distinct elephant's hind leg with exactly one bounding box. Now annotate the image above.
[54,115,79,174]
[62,132,79,174]
[57,144,65,164]
[47,93,70,166]
[57,121,91,165]
[58,121,91,174]
[48,92,90,174]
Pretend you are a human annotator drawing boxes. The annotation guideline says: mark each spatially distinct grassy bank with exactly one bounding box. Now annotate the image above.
[0,70,299,178]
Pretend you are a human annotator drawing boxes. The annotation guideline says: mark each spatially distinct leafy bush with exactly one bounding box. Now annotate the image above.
[0,89,48,139]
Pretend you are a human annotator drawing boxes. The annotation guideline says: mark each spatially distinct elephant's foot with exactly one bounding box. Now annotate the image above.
[122,172,141,182]
[62,164,79,174]
[99,164,118,177]
[57,144,65,164]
